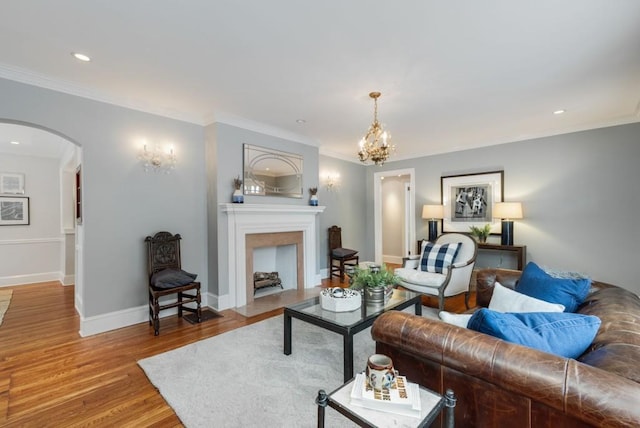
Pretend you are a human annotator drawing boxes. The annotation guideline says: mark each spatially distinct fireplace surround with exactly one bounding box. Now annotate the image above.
[219,203,325,308]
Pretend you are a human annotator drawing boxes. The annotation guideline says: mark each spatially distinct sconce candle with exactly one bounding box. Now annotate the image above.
[138,144,177,173]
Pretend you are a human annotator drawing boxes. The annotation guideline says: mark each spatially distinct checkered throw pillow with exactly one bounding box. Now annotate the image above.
[420,242,462,274]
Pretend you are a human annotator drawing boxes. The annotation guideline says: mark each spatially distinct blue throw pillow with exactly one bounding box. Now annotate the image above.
[468,308,601,359]
[516,262,591,312]
[420,242,461,274]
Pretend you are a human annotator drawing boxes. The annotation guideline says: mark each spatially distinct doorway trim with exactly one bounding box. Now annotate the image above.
[374,168,415,264]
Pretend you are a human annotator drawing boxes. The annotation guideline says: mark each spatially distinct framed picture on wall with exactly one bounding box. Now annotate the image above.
[0,196,30,226]
[0,172,25,194]
[441,170,503,234]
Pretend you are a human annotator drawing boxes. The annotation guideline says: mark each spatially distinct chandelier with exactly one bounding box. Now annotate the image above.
[357,91,395,165]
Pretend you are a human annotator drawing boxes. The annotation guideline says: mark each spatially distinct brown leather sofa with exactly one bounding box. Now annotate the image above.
[372,268,640,427]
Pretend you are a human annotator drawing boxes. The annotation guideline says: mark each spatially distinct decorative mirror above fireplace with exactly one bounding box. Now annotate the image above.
[243,144,303,198]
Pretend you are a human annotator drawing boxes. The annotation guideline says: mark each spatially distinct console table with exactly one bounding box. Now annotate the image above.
[477,243,526,270]
[416,240,526,270]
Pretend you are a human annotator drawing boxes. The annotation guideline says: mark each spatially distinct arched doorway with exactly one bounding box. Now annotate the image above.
[0,120,84,316]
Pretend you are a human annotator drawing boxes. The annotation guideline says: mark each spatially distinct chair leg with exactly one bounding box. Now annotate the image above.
[464,291,470,309]
[339,260,345,283]
[196,287,202,323]
[177,292,183,318]
[438,290,445,311]
[152,296,160,336]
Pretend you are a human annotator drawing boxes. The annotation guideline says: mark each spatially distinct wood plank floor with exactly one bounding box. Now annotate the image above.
[0,274,473,427]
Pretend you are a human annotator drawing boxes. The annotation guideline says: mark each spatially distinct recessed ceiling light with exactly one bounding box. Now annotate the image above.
[296,119,306,124]
[72,52,91,62]
[10,141,20,145]
[553,109,566,115]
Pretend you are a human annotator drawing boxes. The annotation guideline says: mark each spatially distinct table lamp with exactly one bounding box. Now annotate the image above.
[493,202,523,246]
[422,204,444,242]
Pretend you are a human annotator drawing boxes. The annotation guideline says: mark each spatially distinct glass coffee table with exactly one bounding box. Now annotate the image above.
[284,289,422,382]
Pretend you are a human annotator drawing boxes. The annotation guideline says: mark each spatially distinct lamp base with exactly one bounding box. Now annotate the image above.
[428,220,438,242]
[501,220,514,246]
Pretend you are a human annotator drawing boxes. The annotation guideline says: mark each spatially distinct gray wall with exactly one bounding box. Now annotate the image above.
[365,123,640,294]
[318,155,367,270]
[0,78,207,319]
[0,154,61,281]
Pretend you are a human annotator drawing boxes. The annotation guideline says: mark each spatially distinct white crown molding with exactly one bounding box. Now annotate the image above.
[210,111,320,148]
[318,146,363,164]
[0,63,203,125]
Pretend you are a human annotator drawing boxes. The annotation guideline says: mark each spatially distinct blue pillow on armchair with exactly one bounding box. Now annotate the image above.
[468,308,601,359]
[516,262,591,312]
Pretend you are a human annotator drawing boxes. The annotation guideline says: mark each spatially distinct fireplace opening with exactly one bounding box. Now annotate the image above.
[245,231,304,304]
[252,243,297,298]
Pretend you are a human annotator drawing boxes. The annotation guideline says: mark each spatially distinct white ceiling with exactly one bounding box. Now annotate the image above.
[1,1,639,162]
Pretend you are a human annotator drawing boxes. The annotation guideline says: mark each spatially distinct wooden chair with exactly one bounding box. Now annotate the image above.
[328,225,359,283]
[145,231,201,335]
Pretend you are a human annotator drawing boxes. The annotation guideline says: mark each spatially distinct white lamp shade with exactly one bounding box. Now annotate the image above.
[422,204,444,219]
[493,202,523,220]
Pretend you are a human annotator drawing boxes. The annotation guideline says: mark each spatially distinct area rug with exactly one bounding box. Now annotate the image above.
[0,289,12,327]
[138,307,439,427]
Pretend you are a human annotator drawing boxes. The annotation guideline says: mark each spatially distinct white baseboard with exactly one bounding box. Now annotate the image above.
[208,292,233,311]
[0,272,61,287]
[61,273,75,286]
[79,294,211,337]
[383,255,403,265]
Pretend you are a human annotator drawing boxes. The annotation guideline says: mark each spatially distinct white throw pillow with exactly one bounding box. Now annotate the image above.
[489,281,565,313]
[438,311,473,328]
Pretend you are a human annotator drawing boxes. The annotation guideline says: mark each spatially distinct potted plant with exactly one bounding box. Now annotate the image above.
[469,223,491,243]
[349,264,399,304]
[232,176,244,203]
[309,187,318,206]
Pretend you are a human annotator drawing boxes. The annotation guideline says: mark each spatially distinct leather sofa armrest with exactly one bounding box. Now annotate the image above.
[372,311,640,427]
[476,268,522,307]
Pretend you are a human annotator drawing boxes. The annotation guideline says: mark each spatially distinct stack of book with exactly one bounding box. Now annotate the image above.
[349,372,421,418]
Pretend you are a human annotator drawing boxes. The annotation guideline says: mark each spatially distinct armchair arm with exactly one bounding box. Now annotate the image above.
[401,255,420,269]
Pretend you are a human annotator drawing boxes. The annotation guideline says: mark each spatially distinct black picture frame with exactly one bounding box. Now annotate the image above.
[0,196,30,226]
[440,170,504,234]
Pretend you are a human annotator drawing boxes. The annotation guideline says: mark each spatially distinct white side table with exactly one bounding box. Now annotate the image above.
[316,379,456,428]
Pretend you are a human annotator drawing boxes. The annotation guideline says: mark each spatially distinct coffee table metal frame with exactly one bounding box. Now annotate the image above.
[284,289,422,383]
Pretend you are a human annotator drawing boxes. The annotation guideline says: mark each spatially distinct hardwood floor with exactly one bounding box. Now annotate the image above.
[0,275,473,427]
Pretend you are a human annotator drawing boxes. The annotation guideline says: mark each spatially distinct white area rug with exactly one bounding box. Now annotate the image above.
[0,289,12,327]
[139,306,439,427]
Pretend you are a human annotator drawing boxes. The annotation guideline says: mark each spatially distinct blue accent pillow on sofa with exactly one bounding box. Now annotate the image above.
[516,262,591,312]
[468,308,601,359]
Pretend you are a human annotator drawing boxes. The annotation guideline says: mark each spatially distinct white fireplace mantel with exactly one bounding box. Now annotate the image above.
[219,203,325,308]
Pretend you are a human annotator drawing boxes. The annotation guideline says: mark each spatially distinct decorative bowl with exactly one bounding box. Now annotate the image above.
[320,287,362,312]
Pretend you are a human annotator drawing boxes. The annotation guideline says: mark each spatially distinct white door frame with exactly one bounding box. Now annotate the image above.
[374,168,416,264]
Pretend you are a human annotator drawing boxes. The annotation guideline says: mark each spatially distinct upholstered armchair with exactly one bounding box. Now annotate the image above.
[394,233,477,310]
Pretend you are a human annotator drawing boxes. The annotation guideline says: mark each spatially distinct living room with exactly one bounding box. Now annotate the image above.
[1,1,639,426]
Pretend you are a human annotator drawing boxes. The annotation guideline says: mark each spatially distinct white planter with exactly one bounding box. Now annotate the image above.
[320,288,361,312]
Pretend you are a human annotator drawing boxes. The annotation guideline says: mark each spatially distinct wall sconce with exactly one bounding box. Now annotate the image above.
[422,204,444,242]
[493,202,523,246]
[138,144,177,174]
[325,172,340,191]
